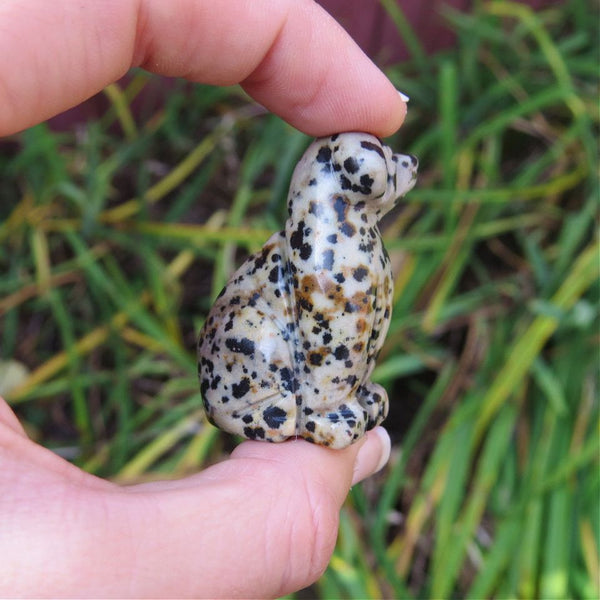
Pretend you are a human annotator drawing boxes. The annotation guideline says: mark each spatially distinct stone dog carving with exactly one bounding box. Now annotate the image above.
[198,132,417,449]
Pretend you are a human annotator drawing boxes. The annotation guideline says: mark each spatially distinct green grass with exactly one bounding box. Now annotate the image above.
[1,1,598,597]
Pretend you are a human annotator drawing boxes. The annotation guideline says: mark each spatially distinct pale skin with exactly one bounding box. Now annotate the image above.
[0,0,406,597]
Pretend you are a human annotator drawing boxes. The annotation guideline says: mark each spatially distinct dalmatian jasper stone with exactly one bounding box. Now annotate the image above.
[198,132,418,449]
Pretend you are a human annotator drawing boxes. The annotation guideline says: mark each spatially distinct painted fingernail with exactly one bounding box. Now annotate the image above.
[397,90,410,103]
[352,426,391,485]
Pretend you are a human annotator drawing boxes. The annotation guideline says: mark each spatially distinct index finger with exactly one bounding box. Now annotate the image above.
[0,0,406,137]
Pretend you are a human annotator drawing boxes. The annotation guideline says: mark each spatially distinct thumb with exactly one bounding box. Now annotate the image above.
[123,426,391,598]
[1,418,390,598]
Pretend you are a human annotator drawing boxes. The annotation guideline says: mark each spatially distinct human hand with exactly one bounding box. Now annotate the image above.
[1,1,404,597]
[0,0,406,138]
[1,397,390,597]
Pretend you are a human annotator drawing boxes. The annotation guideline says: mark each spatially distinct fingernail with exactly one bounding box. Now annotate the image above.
[397,90,410,103]
[373,427,392,473]
[352,426,391,485]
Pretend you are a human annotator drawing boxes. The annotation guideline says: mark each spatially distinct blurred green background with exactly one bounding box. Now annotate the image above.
[1,1,598,598]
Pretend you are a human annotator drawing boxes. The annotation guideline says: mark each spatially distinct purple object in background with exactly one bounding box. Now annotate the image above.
[317,0,469,63]
[317,0,563,63]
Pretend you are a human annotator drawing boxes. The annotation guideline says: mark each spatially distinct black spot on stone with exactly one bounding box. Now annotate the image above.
[200,378,209,397]
[339,404,357,421]
[359,173,374,194]
[268,266,280,284]
[334,345,349,360]
[322,249,334,270]
[323,332,332,345]
[232,377,251,399]
[242,414,253,423]
[225,337,255,356]
[244,426,265,440]
[298,297,314,312]
[300,244,312,260]
[279,367,298,393]
[340,174,352,190]
[305,421,316,433]
[345,301,360,313]
[360,140,385,158]
[333,196,347,222]
[347,374,359,388]
[263,406,287,429]
[327,233,338,244]
[343,156,360,174]
[334,273,345,284]
[353,266,368,282]
[289,220,312,261]
[309,353,323,366]
[328,413,340,423]
[317,146,332,163]
[308,201,323,217]
[253,246,270,271]
[248,292,260,307]
[308,178,317,186]
[340,222,356,237]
